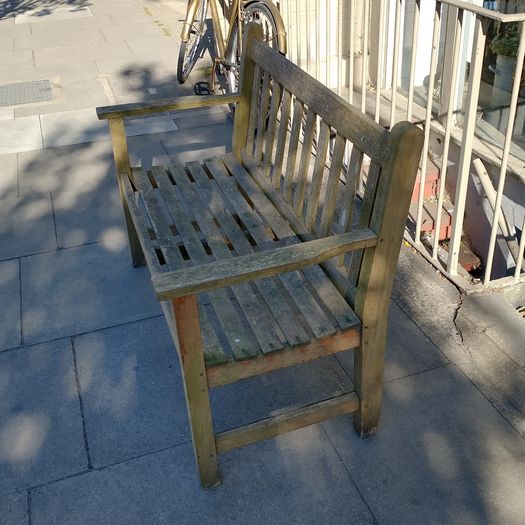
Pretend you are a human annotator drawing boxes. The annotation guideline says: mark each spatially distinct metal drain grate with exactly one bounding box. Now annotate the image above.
[0,79,54,107]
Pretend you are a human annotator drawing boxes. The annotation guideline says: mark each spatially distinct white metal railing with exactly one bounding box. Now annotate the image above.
[278,0,525,289]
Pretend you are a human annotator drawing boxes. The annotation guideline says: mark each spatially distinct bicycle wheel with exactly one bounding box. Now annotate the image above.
[177,0,208,84]
[224,2,282,94]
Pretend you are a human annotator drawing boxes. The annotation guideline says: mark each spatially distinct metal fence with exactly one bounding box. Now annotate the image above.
[278,0,525,290]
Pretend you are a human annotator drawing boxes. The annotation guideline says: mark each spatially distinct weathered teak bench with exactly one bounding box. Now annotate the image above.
[97,24,423,487]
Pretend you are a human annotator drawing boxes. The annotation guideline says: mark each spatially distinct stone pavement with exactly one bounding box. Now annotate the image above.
[1,1,525,524]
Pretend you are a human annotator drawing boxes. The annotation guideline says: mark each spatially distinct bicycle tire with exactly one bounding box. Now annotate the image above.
[224,2,283,94]
[177,0,208,84]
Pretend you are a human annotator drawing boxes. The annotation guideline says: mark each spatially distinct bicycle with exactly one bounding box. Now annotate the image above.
[177,0,287,93]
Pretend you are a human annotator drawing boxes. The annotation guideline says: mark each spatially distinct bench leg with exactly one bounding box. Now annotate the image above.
[172,295,219,487]
[352,323,387,437]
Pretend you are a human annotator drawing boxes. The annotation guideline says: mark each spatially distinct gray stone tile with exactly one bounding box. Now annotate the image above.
[0,194,56,260]
[0,491,28,524]
[34,42,132,68]
[14,6,93,24]
[0,339,86,493]
[105,65,194,102]
[31,427,374,524]
[459,293,525,367]
[17,138,168,201]
[125,117,178,137]
[336,301,448,383]
[323,366,525,525]
[174,110,230,130]
[14,27,105,51]
[0,60,100,85]
[161,123,233,165]
[127,134,172,167]
[0,50,33,68]
[0,259,20,352]
[0,153,18,200]
[18,140,114,196]
[41,109,108,148]
[100,23,168,42]
[0,107,15,120]
[0,116,42,155]
[52,179,126,249]
[74,317,188,467]
[21,238,161,345]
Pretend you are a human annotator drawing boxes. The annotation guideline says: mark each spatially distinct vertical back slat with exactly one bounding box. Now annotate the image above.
[253,71,272,162]
[246,64,262,154]
[282,97,305,201]
[318,134,346,236]
[262,82,283,178]
[292,110,317,214]
[338,146,364,233]
[272,89,293,189]
[304,120,331,229]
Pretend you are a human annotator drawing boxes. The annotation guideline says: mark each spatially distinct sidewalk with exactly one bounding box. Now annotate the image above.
[1,1,525,524]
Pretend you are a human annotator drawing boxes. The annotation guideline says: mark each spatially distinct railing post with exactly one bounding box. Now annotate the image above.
[447,16,487,275]
[484,21,525,284]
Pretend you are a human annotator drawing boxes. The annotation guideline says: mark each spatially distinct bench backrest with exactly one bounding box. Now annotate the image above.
[232,24,423,315]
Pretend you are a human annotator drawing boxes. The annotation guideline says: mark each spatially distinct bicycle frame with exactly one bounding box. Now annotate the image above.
[180,0,286,61]
[180,0,239,60]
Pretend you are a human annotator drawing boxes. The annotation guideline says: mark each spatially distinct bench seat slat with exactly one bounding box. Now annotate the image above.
[148,167,263,361]
[176,162,311,348]
[164,164,287,355]
[205,158,340,339]
[222,153,361,331]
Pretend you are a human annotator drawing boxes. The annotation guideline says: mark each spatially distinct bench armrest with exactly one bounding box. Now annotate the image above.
[96,94,241,120]
[152,229,377,300]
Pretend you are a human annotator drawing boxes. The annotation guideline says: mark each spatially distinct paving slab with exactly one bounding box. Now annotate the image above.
[459,293,525,366]
[0,153,18,200]
[0,259,20,352]
[41,108,108,148]
[14,26,105,51]
[161,123,233,164]
[174,109,230,130]
[0,339,86,493]
[337,301,449,383]
[0,61,100,85]
[74,317,188,467]
[0,491,28,524]
[323,365,525,525]
[31,426,374,525]
[18,140,114,196]
[34,42,133,68]
[52,178,126,249]
[100,23,168,42]
[0,193,56,260]
[0,106,15,120]
[105,66,194,102]
[14,6,93,24]
[17,138,169,199]
[0,50,33,68]
[0,116,42,155]
[21,238,161,345]
[14,80,109,119]
[394,247,525,438]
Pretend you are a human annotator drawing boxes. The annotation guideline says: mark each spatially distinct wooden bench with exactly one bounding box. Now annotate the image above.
[97,24,423,487]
